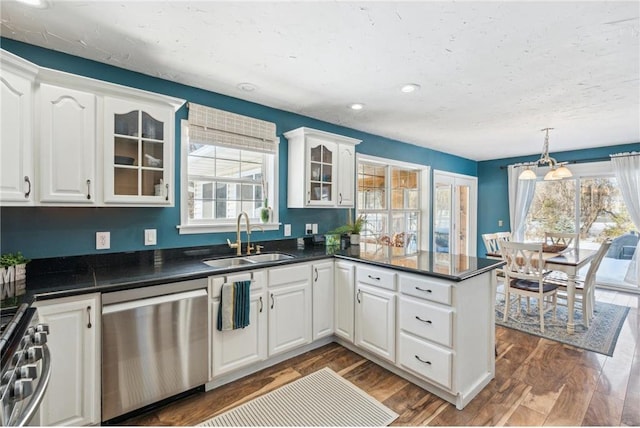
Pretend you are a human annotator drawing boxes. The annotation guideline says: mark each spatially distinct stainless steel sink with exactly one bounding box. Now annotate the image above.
[202,257,255,269]
[244,253,294,263]
[202,252,294,269]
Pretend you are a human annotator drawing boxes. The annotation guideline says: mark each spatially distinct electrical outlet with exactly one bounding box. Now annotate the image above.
[498,219,503,227]
[96,231,110,250]
[305,223,312,235]
[284,224,291,236]
[312,224,318,234]
[144,229,157,246]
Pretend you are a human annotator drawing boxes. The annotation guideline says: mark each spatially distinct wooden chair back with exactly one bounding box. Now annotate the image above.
[544,232,578,248]
[583,239,612,290]
[482,231,512,255]
[500,241,545,282]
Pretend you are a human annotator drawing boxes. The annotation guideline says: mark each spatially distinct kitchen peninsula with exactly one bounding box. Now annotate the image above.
[17,240,502,423]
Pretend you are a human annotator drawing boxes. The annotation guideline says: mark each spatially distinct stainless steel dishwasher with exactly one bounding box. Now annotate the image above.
[101,279,208,422]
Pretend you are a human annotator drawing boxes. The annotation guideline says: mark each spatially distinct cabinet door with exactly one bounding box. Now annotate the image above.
[211,290,267,377]
[337,143,356,207]
[355,283,396,363]
[35,294,100,426]
[39,84,96,203]
[103,97,173,205]
[306,137,337,206]
[0,69,33,204]
[334,261,355,342]
[312,261,334,340]
[268,283,312,356]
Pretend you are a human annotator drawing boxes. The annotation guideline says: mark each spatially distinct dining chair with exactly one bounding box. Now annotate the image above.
[501,241,558,333]
[482,232,512,297]
[544,239,612,327]
[544,231,578,250]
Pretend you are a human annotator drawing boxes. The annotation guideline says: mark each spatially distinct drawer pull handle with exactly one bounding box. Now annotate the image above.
[86,179,91,199]
[415,355,431,365]
[367,275,381,281]
[314,267,319,282]
[356,289,362,304]
[24,176,31,198]
[270,293,274,309]
[415,286,432,293]
[415,316,432,324]
[165,183,169,201]
[259,296,263,313]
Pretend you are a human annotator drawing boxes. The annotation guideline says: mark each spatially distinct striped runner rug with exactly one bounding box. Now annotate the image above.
[198,367,398,426]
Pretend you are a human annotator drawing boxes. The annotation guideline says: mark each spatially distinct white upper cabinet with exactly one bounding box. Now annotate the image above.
[284,127,360,208]
[103,97,174,205]
[0,51,37,205]
[0,48,184,207]
[38,83,96,204]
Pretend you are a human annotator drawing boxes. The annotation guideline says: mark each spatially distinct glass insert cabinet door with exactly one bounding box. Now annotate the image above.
[104,97,172,204]
[306,138,337,205]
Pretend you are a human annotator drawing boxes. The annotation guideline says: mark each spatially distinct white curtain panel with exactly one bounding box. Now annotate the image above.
[611,152,640,286]
[507,165,538,241]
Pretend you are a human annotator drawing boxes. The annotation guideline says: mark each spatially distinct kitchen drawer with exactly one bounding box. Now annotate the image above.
[268,263,310,287]
[399,273,452,305]
[356,265,396,291]
[209,270,265,297]
[398,332,453,389]
[399,296,453,347]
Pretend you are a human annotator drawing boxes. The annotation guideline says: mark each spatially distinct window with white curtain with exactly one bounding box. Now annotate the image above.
[178,103,279,233]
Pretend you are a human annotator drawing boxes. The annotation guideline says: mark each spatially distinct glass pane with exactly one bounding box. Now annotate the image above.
[322,145,332,164]
[434,184,451,253]
[216,158,241,178]
[524,179,577,242]
[321,165,332,183]
[358,162,386,210]
[310,145,322,162]
[321,184,331,201]
[142,141,163,168]
[241,160,262,178]
[114,138,138,166]
[310,163,321,181]
[310,182,321,201]
[216,146,240,161]
[188,154,216,178]
[141,112,164,140]
[114,168,138,195]
[114,110,138,136]
[241,184,253,200]
[360,212,388,248]
[141,170,163,196]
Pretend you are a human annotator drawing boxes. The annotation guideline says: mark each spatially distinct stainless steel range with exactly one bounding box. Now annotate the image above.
[0,304,51,427]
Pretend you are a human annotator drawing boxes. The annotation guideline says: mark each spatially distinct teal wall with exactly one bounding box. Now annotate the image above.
[0,38,477,259]
[477,142,640,256]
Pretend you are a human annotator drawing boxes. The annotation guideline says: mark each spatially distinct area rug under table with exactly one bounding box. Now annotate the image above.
[198,367,398,427]
[496,298,630,357]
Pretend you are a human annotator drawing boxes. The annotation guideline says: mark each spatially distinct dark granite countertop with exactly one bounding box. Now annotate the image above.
[2,239,504,308]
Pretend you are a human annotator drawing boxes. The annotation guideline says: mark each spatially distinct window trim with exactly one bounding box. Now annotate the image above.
[356,154,431,251]
[178,119,280,234]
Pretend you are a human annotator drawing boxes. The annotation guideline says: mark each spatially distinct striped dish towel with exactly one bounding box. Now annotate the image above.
[217,280,251,331]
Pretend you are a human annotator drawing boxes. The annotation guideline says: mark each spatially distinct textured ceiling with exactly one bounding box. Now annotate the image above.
[1,1,639,161]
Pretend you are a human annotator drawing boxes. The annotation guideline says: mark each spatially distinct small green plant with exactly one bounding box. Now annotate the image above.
[0,252,30,268]
[329,214,366,235]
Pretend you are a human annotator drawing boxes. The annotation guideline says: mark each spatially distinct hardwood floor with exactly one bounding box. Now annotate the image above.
[122,288,639,426]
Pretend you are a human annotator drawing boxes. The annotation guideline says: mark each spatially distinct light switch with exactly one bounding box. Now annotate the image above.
[96,232,110,250]
[284,224,291,236]
[498,220,503,227]
[145,229,157,246]
[305,223,312,235]
[312,224,318,234]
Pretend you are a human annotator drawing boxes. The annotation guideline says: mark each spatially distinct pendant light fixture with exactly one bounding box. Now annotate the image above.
[519,128,573,181]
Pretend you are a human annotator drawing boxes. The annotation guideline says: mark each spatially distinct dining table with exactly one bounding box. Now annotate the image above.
[487,247,598,334]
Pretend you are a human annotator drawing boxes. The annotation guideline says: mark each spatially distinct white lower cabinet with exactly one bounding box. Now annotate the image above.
[209,271,267,378]
[34,293,101,426]
[398,331,453,389]
[355,283,396,363]
[268,263,312,356]
[312,261,334,340]
[334,261,355,342]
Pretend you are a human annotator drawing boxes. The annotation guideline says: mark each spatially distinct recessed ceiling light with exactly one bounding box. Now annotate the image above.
[237,82,257,92]
[401,83,421,93]
[15,0,50,8]
[350,103,364,110]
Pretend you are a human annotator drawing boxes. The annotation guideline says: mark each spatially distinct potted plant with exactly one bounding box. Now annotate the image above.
[1,252,29,299]
[329,212,366,246]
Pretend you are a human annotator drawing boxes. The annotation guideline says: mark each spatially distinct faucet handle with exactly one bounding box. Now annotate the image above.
[255,245,264,254]
[226,238,238,249]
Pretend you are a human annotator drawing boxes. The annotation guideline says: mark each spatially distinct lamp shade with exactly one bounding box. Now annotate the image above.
[554,165,573,178]
[518,168,537,180]
[544,169,561,181]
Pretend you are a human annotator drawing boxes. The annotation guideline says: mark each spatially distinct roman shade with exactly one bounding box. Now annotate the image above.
[187,102,278,154]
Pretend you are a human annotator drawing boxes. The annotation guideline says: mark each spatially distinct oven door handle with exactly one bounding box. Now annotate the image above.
[15,344,52,427]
